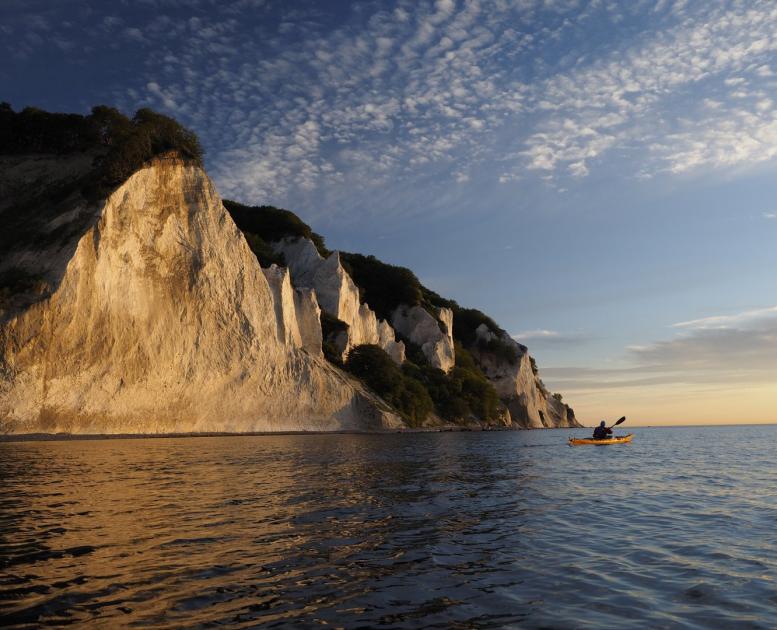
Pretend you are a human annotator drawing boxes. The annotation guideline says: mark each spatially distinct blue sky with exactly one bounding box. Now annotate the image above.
[3,0,777,424]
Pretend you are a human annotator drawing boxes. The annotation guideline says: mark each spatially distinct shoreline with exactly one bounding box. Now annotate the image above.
[0,424,584,442]
[3,423,776,442]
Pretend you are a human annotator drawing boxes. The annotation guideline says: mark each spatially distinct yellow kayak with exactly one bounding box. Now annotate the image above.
[569,433,633,446]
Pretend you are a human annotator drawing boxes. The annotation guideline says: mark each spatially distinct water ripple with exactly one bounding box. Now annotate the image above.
[1,427,777,628]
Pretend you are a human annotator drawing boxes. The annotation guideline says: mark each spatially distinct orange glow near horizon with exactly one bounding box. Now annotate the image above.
[566,381,777,427]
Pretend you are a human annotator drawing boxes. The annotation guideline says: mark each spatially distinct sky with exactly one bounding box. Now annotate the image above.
[2,0,777,425]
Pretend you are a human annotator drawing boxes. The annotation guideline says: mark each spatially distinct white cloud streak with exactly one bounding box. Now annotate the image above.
[513,329,590,346]
[506,1,777,181]
[545,305,777,394]
[8,1,777,209]
[671,306,777,330]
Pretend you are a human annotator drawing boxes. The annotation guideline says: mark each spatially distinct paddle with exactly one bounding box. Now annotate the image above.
[569,417,627,445]
[609,416,626,429]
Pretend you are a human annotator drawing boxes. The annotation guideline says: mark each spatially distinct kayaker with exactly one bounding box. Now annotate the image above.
[592,421,612,440]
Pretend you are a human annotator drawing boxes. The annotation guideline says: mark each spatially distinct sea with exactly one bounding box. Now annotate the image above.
[1,425,776,629]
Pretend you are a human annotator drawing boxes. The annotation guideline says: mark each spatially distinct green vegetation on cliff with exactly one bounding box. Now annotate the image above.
[225,201,517,424]
[341,253,519,365]
[223,200,330,258]
[345,342,502,425]
[339,252,423,322]
[345,345,433,427]
[401,342,501,423]
[0,104,205,308]
[0,103,203,192]
[221,202,513,424]
[221,200,516,368]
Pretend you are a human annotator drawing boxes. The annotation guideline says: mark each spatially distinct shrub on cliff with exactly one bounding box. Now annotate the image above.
[320,312,349,365]
[0,103,203,199]
[447,307,519,365]
[243,233,286,268]
[339,253,423,321]
[223,200,330,257]
[451,344,501,422]
[401,342,501,423]
[345,344,433,426]
[99,107,203,185]
[0,103,202,163]
[334,255,519,366]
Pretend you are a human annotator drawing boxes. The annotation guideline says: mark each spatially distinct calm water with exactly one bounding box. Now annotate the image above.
[1,426,777,628]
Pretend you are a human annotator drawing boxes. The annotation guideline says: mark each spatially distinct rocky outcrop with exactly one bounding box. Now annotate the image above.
[391,304,455,372]
[0,157,403,433]
[273,237,405,364]
[261,265,322,356]
[294,287,324,357]
[469,324,580,428]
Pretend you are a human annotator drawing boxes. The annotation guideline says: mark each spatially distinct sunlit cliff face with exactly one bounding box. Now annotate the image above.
[0,158,402,433]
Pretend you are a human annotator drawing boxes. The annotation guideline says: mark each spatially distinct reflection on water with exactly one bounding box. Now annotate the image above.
[2,426,777,628]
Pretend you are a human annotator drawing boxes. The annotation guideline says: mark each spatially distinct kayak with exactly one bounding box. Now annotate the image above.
[569,433,633,446]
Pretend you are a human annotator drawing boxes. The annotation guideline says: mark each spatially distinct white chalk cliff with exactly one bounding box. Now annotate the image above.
[469,324,578,428]
[0,156,403,433]
[391,304,456,373]
[272,237,406,364]
[261,264,323,356]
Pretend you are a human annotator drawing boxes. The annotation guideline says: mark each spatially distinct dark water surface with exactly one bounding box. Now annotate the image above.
[2,426,777,628]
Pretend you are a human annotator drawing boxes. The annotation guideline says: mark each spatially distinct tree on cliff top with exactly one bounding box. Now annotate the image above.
[0,103,203,195]
[0,104,205,256]
[0,104,202,162]
[339,252,423,322]
[222,199,330,258]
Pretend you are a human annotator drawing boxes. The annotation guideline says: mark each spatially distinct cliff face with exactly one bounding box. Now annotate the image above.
[263,235,576,428]
[0,158,402,433]
[261,265,323,356]
[469,324,579,428]
[391,304,455,372]
[273,237,406,364]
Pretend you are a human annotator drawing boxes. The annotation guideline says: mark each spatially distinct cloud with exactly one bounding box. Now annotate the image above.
[503,1,777,181]
[124,27,147,43]
[641,308,777,373]
[628,312,777,373]
[81,0,567,205]
[541,305,777,398]
[9,0,777,209]
[513,329,561,340]
[671,306,777,330]
[146,81,179,111]
[512,329,590,346]
[764,212,777,219]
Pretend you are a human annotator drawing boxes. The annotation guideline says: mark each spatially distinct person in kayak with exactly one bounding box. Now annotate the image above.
[592,421,613,440]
